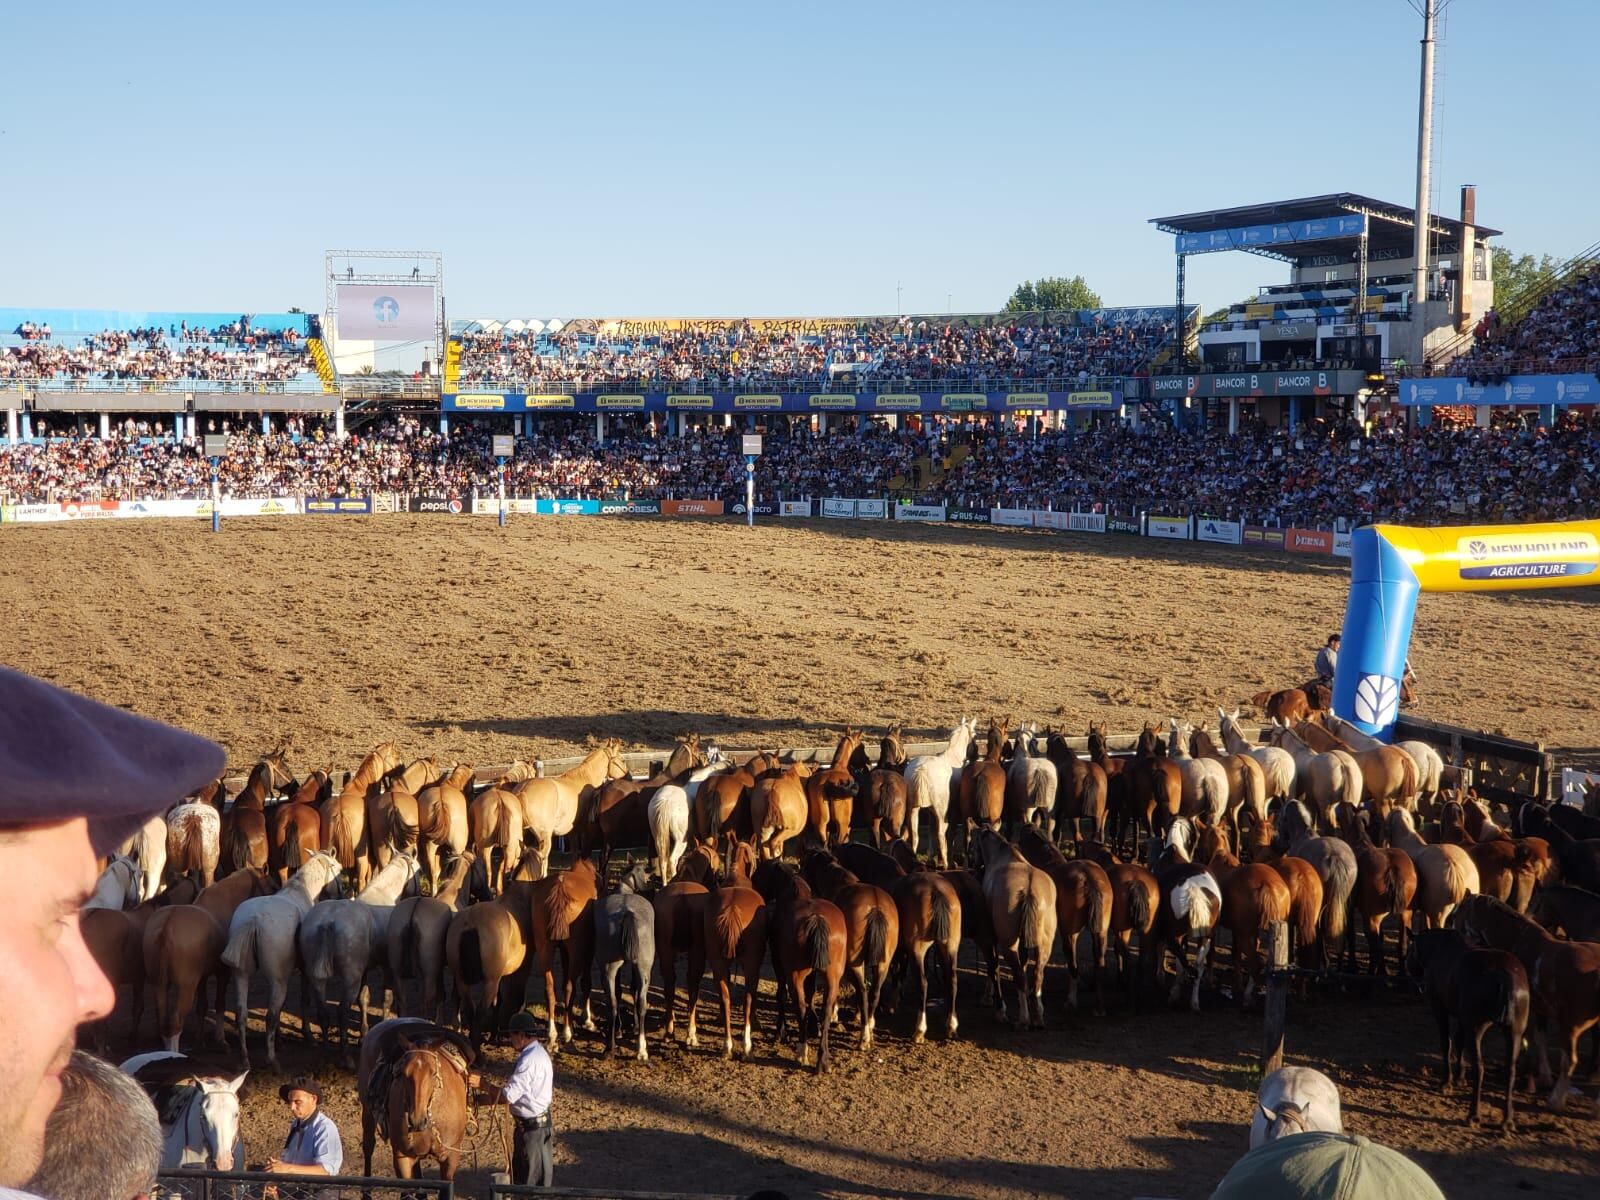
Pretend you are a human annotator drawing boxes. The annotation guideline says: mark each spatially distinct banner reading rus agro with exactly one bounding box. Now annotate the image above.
[946,508,991,524]
[1107,510,1141,535]
[1287,527,1335,554]
[661,499,725,516]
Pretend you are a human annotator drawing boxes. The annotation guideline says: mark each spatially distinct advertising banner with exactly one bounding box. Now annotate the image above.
[535,498,602,516]
[199,497,303,517]
[946,507,991,525]
[598,499,661,515]
[896,503,948,522]
[1147,515,1192,540]
[306,497,373,515]
[4,503,67,523]
[335,283,437,341]
[1399,372,1598,409]
[1107,511,1142,535]
[1065,391,1116,408]
[58,500,122,519]
[1148,371,1355,399]
[408,495,467,515]
[1030,510,1070,530]
[1244,525,1287,549]
[731,501,777,517]
[1175,213,1366,255]
[1004,393,1049,409]
[660,499,725,516]
[120,499,207,519]
[1333,530,1353,558]
[1067,512,1107,533]
[779,500,813,517]
[1196,518,1243,545]
[471,497,538,515]
[990,507,1034,527]
[854,499,887,519]
[1287,527,1335,554]
[822,498,856,519]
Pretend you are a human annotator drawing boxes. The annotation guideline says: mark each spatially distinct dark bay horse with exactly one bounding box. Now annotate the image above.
[954,718,1009,861]
[269,770,327,885]
[581,735,707,874]
[850,728,911,848]
[1045,725,1108,845]
[752,860,847,1073]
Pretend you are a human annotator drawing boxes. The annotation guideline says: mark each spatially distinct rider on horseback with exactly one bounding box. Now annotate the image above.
[1314,633,1340,686]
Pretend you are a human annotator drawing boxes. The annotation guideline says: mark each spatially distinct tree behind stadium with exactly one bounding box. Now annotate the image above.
[1002,275,1102,313]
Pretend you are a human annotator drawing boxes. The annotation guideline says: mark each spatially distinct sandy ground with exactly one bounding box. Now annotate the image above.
[6,514,1600,1198]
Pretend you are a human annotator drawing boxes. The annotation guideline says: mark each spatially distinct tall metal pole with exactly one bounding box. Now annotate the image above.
[1412,0,1437,309]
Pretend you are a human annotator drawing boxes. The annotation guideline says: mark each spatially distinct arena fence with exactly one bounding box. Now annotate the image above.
[154,1168,452,1199]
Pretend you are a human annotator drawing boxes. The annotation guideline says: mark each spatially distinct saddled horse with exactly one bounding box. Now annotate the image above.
[752,859,848,1073]
[515,740,631,879]
[324,742,402,892]
[389,851,478,1024]
[121,1051,246,1171]
[1249,681,1331,723]
[967,827,1057,1030]
[359,1017,476,1181]
[1455,894,1600,1116]
[904,718,977,867]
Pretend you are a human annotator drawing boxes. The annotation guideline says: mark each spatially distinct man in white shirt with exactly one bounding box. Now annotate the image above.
[484,1010,554,1187]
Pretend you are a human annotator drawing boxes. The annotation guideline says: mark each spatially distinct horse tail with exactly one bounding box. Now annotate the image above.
[221,922,258,975]
[1442,850,1473,907]
[1017,889,1039,956]
[1323,853,1354,943]
[622,904,645,965]
[224,820,253,874]
[398,909,420,979]
[1490,963,1517,1028]
[1337,762,1362,814]
[1173,877,1216,938]
[1085,869,1108,937]
[150,919,173,1009]
[546,884,573,942]
[328,806,356,869]
[284,825,304,873]
[458,927,484,986]
[713,901,744,961]
[1126,876,1152,934]
[1399,751,1419,808]
[1386,859,1409,921]
[863,905,889,969]
[420,798,452,848]
[306,921,336,983]
[929,888,953,946]
[801,913,830,973]
[389,805,418,853]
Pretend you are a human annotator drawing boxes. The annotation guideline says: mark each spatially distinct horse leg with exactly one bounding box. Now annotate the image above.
[1167,937,1187,1007]
[1190,937,1211,1014]
[852,964,871,1047]
[793,970,812,1065]
[716,967,735,1059]
[1091,926,1108,1017]
[604,962,621,1056]
[773,961,791,1047]
[634,958,650,1062]
[1548,1028,1581,1113]
[231,971,251,1067]
[266,975,290,1070]
[819,973,838,1074]
[1504,1022,1520,1132]
[1004,947,1028,1032]
[543,964,561,1049]
[685,942,704,1049]
[1063,924,1081,1013]
[362,1102,377,1176]
[1468,1020,1489,1125]
[659,945,678,1043]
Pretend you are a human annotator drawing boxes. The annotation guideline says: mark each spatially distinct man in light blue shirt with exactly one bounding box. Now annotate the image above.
[267,1077,342,1180]
[485,1011,554,1186]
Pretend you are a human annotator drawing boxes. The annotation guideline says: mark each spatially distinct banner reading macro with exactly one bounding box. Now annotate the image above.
[336,284,437,341]
[1334,520,1600,741]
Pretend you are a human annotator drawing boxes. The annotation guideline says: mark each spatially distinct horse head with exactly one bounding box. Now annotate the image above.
[397,1043,439,1134]
[619,862,652,896]
[602,739,630,781]
[1167,718,1195,759]
[196,1072,247,1171]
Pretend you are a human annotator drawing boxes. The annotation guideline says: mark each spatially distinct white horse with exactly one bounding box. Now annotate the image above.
[167,802,222,888]
[1250,1065,1343,1147]
[1006,722,1058,833]
[904,717,977,867]
[1319,712,1444,814]
[119,813,169,903]
[84,854,142,912]
[299,851,420,1063]
[120,1051,246,1171]
[1218,708,1298,804]
[222,850,343,1069]
[648,758,721,881]
[1168,719,1230,827]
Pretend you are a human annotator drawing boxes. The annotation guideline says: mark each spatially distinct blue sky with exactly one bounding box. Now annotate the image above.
[1,1,1593,319]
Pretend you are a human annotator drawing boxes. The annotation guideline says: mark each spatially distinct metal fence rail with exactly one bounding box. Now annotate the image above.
[155,1168,452,1199]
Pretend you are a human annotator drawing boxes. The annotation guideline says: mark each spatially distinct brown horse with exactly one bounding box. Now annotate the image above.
[751,761,815,861]
[445,871,536,1048]
[389,852,477,1024]
[1455,893,1600,1115]
[1103,857,1159,1010]
[529,857,599,1049]
[221,750,295,877]
[799,851,899,1047]
[704,841,767,1059]
[1045,725,1108,845]
[1190,727,1268,837]
[82,880,200,1052]
[1250,682,1332,723]
[805,730,864,850]
[582,736,707,874]
[1337,805,1417,976]
[143,867,276,1051]
[414,764,473,892]
[1119,724,1182,853]
[324,742,402,891]
[653,840,721,1049]
[752,860,848,1072]
[269,771,327,885]
[1149,821,1223,1012]
[368,784,423,876]
[890,863,962,1042]
[1297,718,1417,818]
[1388,808,1479,929]
[968,827,1057,1029]
[1202,833,1291,1008]
[694,751,780,847]
[1014,825,1111,1015]
[955,718,1010,861]
[359,1019,476,1181]
[852,729,911,849]
[515,740,631,879]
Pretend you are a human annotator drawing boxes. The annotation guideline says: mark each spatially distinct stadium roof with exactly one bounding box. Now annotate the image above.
[1149,193,1501,264]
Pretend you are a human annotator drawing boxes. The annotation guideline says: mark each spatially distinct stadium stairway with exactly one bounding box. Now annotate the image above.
[308,336,337,393]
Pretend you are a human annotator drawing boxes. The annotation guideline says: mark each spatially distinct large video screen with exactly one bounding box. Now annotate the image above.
[335,284,436,340]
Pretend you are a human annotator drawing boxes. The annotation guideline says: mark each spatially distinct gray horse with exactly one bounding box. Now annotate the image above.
[594,863,655,1060]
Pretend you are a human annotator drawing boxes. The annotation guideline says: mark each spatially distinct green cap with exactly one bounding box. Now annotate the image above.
[1212,1133,1445,1200]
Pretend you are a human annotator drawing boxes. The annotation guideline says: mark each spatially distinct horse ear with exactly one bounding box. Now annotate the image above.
[1259,1103,1277,1124]
[228,1071,249,1093]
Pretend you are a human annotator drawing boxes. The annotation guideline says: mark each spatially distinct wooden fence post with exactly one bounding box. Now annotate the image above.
[1261,919,1288,1076]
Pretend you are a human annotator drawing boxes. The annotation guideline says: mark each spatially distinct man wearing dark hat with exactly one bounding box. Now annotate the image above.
[1314,633,1340,685]
[481,1010,555,1187]
[0,667,224,1199]
[266,1077,342,1179]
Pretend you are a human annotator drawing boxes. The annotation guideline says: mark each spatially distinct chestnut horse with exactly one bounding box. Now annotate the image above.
[799,851,899,1048]
[1199,828,1291,1008]
[890,863,962,1042]
[968,827,1057,1029]
[752,860,847,1073]
[1296,719,1417,818]
[1336,806,1417,976]
[652,841,720,1049]
[515,740,631,879]
[269,771,327,885]
[324,742,402,891]
[805,730,864,850]
[529,857,599,1049]
[751,761,815,861]
[1013,825,1111,1014]
[704,841,768,1059]
[222,750,295,877]
[955,717,1009,861]
[693,751,780,848]
[1250,681,1332,723]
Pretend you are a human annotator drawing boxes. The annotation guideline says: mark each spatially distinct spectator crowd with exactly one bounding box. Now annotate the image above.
[456,313,1174,389]
[4,408,1598,527]
[1449,263,1600,380]
[1,317,311,385]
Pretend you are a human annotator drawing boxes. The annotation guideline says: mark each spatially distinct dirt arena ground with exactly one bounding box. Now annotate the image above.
[5,514,1599,1198]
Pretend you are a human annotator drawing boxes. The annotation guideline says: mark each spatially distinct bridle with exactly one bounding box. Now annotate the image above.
[396,1047,507,1168]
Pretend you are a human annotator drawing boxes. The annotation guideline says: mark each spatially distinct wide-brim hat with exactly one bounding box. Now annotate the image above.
[0,666,226,855]
[278,1076,322,1103]
[507,1011,540,1035]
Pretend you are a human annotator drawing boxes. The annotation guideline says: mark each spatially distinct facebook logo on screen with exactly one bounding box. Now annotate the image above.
[373,296,400,324]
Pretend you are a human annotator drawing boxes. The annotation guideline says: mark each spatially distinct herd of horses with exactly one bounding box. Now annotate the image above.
[79,713,1600,1178]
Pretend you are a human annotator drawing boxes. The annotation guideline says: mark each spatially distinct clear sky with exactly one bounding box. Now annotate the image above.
[1,0,1593,320]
